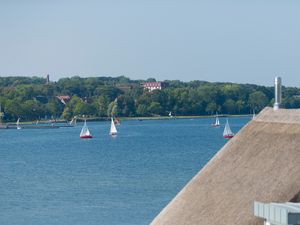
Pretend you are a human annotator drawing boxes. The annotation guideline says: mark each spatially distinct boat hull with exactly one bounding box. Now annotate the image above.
[110,132,117,136]
[224,135,234,139]
[80,135,93,139]
[211,124,220,127]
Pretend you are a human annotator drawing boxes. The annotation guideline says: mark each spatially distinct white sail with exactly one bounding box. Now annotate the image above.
[223,119,234,137]
[80,120,91,137]
[215,116,220,126]
[212,112,220,126]
[252,110,256,120]
[70,117,77,126]
[16,118,21,130]
[110,117,117,135]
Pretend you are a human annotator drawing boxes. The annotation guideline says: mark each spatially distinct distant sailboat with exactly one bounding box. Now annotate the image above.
[223,119,234,139]
[252,110,256,120]
[212,113,220,127]
[16,118,22,130]
[0,104,3,124]
[114,118,120,125]
[70,117,77,126]
[169,111,173,117]
[80,120,92,139]
[109,117,117,136]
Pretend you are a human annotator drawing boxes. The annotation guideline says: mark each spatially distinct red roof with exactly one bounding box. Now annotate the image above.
[142,82,162,87]
[57,95,71,100]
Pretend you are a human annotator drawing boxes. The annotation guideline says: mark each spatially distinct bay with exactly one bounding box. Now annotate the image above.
[0,117,250,225]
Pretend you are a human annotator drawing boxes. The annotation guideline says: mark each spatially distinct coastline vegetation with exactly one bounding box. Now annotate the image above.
[0,76,300,122]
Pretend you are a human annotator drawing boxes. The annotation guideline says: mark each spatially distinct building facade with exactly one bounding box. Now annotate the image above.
[142,82,167,91]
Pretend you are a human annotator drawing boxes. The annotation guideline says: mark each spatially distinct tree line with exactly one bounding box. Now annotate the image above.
[0,76,300,122]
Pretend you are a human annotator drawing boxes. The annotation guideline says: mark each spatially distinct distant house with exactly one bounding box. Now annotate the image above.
[142,82,167,91]
[56,95,71,105]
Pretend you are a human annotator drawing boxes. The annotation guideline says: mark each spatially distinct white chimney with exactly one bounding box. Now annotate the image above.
[273,76,282,110]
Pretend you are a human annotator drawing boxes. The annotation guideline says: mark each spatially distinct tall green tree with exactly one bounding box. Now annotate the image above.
[249,91,269,111]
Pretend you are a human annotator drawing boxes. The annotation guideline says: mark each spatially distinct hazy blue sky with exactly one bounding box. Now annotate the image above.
[0,1,299,86]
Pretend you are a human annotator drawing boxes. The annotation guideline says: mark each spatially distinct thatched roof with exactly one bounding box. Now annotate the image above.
[151,107,300,225]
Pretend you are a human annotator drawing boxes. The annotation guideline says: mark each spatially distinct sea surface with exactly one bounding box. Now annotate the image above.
[0,117,250,225]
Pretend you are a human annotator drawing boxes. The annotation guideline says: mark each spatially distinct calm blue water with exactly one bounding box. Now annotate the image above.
[0,117,250,225]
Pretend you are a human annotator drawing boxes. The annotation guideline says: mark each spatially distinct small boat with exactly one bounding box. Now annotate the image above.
[80,120,92,139]
[169,111,173,117]
[212,113,220,127]
[252,110,256,120]
[16,118,22,130]
[114,118,120,125]
[69,117,77,126]
[109,117,117,136]
[223,119,234,139]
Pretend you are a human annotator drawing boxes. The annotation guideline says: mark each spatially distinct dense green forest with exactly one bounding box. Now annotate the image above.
[0,76,300,122]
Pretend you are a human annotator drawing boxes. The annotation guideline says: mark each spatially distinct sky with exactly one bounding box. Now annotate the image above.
[0,0,300,86]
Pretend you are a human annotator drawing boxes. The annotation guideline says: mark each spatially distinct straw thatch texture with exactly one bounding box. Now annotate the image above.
[255,107,300,124]
[151,107,300,225]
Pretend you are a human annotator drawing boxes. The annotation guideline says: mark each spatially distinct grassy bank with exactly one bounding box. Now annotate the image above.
[120,114,251,121]
[79,114,252,122]
[2,114,252,125]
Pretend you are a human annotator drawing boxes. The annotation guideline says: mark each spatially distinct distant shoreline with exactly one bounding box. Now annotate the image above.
[117,114,251,121]
[2,114,252,125]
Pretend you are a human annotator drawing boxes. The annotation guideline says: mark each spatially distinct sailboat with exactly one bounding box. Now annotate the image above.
[169,111,173,117]
[69,117,77,126]
[16,118,22,130]
[212,113,220,127]
[109,117,117,136]
[80,120,92,139]
[114,118,120,125]
[223,119,234,139]
[252,110,256,120]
